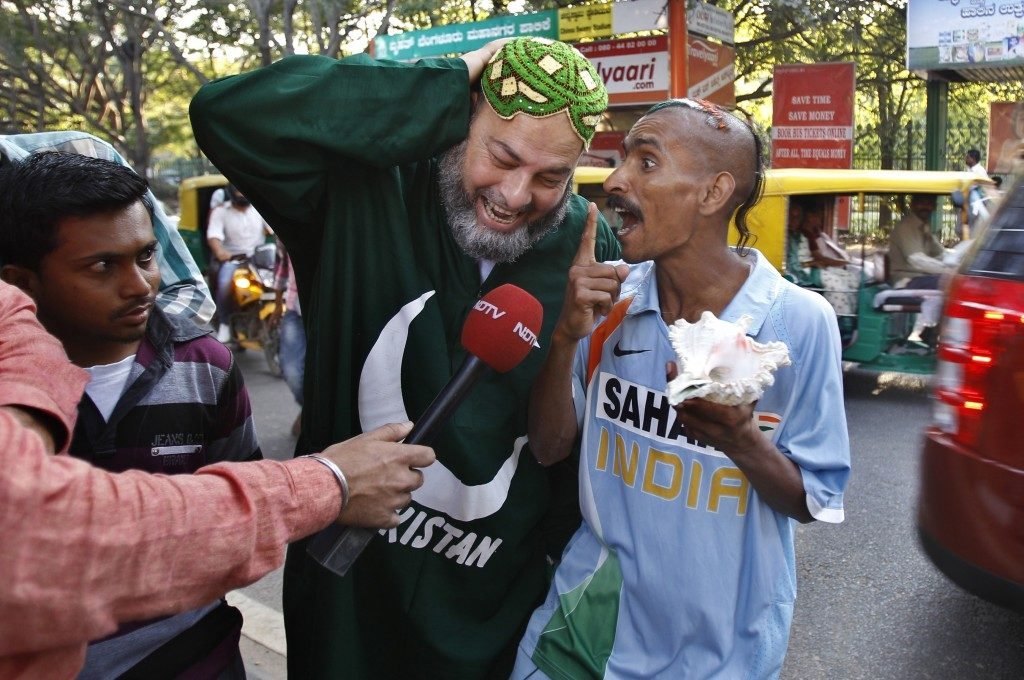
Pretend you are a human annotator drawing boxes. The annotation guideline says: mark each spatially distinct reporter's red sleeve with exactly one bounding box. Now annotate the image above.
[0,409,339,672]
[0,282,88,451]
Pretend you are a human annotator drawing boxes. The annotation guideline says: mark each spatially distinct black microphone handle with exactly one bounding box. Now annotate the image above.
[404,355,488,445]
[307,355,491,577]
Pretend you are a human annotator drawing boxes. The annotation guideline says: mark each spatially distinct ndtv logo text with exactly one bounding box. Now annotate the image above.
[513,321,538,347]
[474,300,506,320]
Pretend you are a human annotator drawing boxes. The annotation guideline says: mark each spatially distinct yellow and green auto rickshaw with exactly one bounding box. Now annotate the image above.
[177,173,229,273]
[574,166,996,374]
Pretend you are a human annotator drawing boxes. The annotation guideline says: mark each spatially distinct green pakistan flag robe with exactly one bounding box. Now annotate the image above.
[190,54,620,678]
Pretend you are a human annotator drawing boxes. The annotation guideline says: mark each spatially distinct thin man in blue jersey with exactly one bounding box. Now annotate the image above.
[517,99,851,679]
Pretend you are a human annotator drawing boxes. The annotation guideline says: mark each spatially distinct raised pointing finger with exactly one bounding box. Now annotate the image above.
[572,202,599,267]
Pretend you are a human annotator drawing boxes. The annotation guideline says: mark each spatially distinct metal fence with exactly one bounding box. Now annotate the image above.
[852,118,990,172]
[841,194,966,247]
[845,119,989,245]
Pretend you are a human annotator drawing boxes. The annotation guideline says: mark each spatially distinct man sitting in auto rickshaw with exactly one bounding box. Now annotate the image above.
[888,194,954,288]
[785,195,860,316]
[887,193,954,343]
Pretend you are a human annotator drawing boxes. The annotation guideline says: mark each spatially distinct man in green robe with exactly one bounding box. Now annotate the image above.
[190,38,621,677]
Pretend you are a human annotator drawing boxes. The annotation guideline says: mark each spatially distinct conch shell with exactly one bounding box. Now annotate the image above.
[667,311,790,406]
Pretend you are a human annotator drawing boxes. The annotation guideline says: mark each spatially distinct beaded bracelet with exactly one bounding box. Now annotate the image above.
[306,453,350,513]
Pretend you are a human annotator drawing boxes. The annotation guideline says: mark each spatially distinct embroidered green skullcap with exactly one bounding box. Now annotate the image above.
[480,37,607,148]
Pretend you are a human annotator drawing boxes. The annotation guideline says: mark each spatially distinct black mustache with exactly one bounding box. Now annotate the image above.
[605,194,643,221]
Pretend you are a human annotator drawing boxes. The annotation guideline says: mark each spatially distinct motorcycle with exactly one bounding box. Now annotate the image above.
[226,242,283,376]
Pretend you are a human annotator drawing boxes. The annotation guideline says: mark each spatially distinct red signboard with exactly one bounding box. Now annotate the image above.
[581,131,626,168]
[771,63,855,169]
[576,36,670,106]
[687,36,735,108]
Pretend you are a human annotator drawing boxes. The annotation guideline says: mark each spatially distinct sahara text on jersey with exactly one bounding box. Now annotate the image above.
[589,372,785,515]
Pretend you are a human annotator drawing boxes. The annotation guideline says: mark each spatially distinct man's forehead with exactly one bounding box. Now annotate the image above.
[477,105,582,170]
[55,203,154,247]
[625,110,696,150]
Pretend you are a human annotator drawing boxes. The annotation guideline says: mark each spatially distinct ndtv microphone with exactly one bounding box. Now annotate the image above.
[308,284,544,577]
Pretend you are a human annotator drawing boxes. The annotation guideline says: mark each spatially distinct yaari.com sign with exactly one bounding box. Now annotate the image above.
[575,35,734,108]
[575,37,670,106]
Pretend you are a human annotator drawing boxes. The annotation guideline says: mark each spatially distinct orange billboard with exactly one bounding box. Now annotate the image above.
[687,36,735,108]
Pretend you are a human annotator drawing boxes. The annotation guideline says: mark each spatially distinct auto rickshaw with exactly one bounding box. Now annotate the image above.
[573,166,997,374]
[177,173,229,273]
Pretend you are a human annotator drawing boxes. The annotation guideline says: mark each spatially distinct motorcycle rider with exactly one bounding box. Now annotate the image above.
[207,184,271,343]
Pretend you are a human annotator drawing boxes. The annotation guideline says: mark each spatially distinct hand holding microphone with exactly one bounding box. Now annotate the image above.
[315,422,434,529]
[307,284,544,576]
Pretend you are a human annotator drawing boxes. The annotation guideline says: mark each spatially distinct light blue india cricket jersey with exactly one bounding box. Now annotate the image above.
[516,250,851,680]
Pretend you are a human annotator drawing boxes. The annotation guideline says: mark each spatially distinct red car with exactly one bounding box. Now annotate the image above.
[918,177,1024,611]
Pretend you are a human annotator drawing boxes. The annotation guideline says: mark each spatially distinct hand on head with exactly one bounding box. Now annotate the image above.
[554,203,629,342]
[460,39,513,83]
[320,422,435,529]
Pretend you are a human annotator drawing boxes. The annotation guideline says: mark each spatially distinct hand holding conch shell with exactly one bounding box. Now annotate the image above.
[666,311,790,406]
[554,203,630,342]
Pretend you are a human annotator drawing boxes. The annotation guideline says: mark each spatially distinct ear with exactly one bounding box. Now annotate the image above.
[697,172,737,216]
[0,264,40,299]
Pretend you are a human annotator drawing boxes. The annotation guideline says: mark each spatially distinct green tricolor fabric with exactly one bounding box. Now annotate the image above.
[533,550,622,680]
[481,37,607,147]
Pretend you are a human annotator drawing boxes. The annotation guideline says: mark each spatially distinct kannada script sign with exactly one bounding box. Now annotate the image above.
[687,0,735,44]
[374,12,557,61]
[559,3,613,42]
[374,0,735,61]
[907,0,1024,72]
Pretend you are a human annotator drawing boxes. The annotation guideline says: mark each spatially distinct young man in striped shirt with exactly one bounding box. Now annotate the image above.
[0,151,260,678]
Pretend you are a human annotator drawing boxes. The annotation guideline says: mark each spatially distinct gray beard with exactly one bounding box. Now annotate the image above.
[437,140,571,263]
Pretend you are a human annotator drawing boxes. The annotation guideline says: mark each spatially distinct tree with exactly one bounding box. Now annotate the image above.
[0,0,210,175]
[3,0,1020,175]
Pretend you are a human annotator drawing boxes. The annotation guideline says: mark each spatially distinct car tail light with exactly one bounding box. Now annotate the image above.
[933,274,1024,448]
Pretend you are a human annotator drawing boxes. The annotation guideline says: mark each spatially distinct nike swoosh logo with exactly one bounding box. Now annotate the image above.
[612,341,650,357]
[357,291,523,522]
